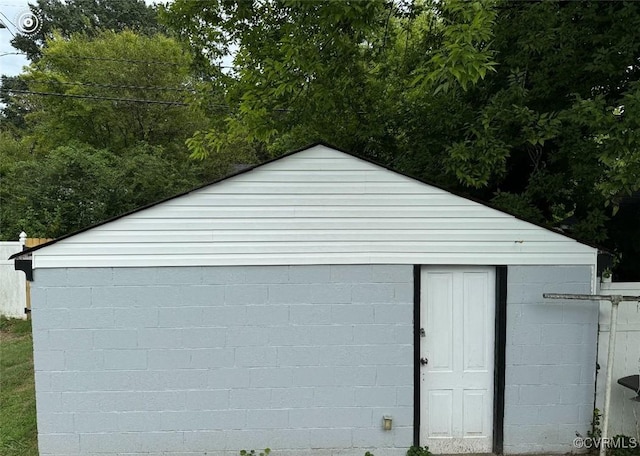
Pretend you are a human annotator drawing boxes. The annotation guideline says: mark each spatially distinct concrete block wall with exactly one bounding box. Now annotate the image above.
[504,265,597,454]
[31,265,414,456]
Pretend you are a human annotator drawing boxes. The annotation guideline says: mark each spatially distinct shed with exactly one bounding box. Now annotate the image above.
[13,143,601,456]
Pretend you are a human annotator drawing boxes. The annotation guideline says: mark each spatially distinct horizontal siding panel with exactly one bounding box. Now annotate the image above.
[44,241,589,256]
[73,229,568,243]
[135,206,503,219]
[192,181,443,194]
[163,194,475,207]
[91,218,566,232]
[33,252,597,269]
[31,145,597,268]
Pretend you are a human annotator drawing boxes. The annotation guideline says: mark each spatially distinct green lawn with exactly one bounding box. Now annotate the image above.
[0,318,38,456]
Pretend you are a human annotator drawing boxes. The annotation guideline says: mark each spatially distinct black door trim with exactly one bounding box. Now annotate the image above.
[413,265,421,446]
[493,266,508,455]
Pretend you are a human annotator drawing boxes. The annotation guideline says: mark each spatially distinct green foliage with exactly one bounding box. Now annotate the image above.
[0,319,37,456]
[406,445,432,456]
[240,449,271,456]
[607,435,640,456]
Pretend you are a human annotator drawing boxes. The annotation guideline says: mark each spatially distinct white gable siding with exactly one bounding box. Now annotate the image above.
[32,145,597,269]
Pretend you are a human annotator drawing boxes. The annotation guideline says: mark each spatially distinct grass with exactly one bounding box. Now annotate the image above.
[0,317,38,456]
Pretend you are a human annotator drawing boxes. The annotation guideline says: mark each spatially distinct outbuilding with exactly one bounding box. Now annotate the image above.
[14,143,602,456]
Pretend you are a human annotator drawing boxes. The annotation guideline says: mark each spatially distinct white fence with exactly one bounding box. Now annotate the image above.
[597,282,640,438]
[0,241,26,319]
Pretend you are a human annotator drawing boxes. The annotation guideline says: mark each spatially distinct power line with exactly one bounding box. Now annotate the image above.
[28,79,198,92]
[0,88,188,106]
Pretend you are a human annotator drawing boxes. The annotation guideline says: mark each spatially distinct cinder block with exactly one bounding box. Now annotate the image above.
[519,303,564,324]
[331,304,374,324]
[208,368,251,389]
[138,328,182,348]
[202,306,247,326]
[563,301,598,324]
[229,388,272,409]
[189,348,234,369]
[540,324,584,344]
[376,366,413,386]
[202,267,246,284]
[35,391,62,412]
[509,324,541,345]
[351,345,412,366]
[69,308,114,329]
[74,412,120,432]
[33,308,69,330]
[353,325,396,345]
[67,268,113,287]
[396,387,413,406]
[183,431,227,452]
[112,267,157,286]
[183,327,227,348]
[116,411,163,432]
[519,385,562,405]
[246,409,289,429]
[47,287,91,309]
[248,367,294,387]
[290,304,332,325]
[308,325,353,345]
[288,407,372,428]
[38,413,75,433]
[268,326,312,346]
[288,265,331,283]
[80,431,184,453]
[177,285,225,306]
[148,349,191,369]
[309,428,353,448]
[48,329,93,350]
[91,286,149,308]
[185,390,229,410]
[373,304,412,324]
[330,265,373,283]
[313,386,355,407]
[244,266,289,284]
[277,346,322,367]
[334,366,377,386]
[517,344,564,365]
[234,346,277,367]
[506,365,541,385]
[270,387,314,408]
[292,366,335,386]
[114,307,159,328]
[393,284,413,303]
[39,433,80,454]
[156,267,203,285]
[371,265,412,283]
[103,350,147,370]
[145,286,182,307]
[65,350,104,371]
[93,329,137,349]
[161,410,246,431]
[35,268,68,287]
[538,405,580,424]
[225,285,268,305]
[244,305,289,326]
[34,350,65,371]
[540,364,581,385]
[355,387,397,407]
[508,266,590,284]
[351,428,394,448]
[351,284,395,303]
[504,404,540,425]
[159,307,205,328]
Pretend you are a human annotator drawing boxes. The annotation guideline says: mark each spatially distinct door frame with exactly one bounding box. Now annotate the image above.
[413,265,508,454]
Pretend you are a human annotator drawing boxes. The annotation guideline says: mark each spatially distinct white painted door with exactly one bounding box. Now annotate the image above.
[420,267,495,454]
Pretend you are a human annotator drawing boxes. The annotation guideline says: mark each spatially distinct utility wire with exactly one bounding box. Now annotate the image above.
[28,79,198,92]
[0,88,188,106]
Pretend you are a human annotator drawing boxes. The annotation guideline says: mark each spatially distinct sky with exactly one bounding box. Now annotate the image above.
[0,0,31,76]
[0,0,171,77]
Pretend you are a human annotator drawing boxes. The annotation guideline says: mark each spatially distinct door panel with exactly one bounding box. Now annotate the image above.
[420,267,495,454]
